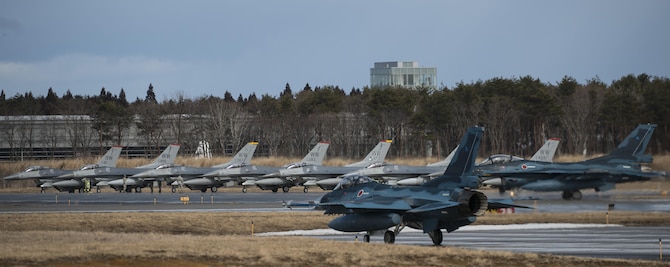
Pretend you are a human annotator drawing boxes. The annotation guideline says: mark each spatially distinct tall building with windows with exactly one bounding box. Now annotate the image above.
[370,61,437,88]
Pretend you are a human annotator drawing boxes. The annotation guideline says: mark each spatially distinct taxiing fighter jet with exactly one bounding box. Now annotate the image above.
[201,142,330,193]
[3,146,122,193]
[132,142,258,193]
[480,124,665,200]
[319,126,523,245]
[53,144,180,193]
[272,140,393,192]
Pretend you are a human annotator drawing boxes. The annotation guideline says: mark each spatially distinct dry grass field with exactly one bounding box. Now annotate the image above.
[0,211,669,266]
[0,155,669,266]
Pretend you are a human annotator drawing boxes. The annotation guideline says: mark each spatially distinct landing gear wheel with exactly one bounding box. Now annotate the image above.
[363,234,370,243]
[135,187,142,193]
[383,230,395,244]
[201,188,207,193]
[211,187,217,193]
[271,188,278,193]
[561,191,573,200]
[572,190,582,200]
[429,229,443,246]
[40,188,45,194]
[282,186,289,193]
[242,187,248,193]
[171,187,177,193]
[96,187,101,193]
[303,187,308,193]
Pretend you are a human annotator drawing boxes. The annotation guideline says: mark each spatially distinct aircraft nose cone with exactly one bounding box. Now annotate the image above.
[3,173,21,180]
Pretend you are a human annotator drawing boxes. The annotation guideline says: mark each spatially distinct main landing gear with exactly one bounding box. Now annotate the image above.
[561,190,582,200]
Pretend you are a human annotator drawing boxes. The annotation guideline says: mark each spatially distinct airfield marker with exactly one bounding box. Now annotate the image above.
[660,239,663,261]
[251,221,255,236]
[211,195,214,204]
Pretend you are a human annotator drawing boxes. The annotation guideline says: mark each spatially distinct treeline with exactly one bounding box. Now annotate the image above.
[1,73,668,160]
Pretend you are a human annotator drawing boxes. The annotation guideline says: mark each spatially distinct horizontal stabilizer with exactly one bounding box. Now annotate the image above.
[487,199,532,210]
[407,202,459,213]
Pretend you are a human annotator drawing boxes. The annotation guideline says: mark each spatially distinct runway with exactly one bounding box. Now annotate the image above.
[261,224,670,261]
[1,190,668,261]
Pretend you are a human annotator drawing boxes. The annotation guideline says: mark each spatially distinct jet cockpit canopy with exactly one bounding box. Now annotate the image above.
[284,162,307,169]
[155,163,176,169]
[23,166,46,172]
[365,162,386,169]
[225,163,245,169]
[79,164,100,171]
[333,175,376,190]
[478,154,524,166]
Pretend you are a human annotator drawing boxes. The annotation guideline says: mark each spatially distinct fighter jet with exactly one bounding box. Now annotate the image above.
[131,142,258,193]
[270,140,393,192]
[201,142,330,193]
[319,126,523,245]
[480,124,665,200]
[53,144,180,193]
[3,146,122,193]
[350,138,560,187]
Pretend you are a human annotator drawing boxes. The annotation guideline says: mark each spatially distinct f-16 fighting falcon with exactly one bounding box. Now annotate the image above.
[3,146,122,193]
[53,144,180,193]
[131,142,258,193]
[319,126,523,245]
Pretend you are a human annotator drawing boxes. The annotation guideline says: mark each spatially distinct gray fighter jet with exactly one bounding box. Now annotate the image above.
[201,142,330,193]
[347,138,560,187]
[53,144,180,193]
[131,142,258,193]
[481,124,665,200]
[3,146,122,193]
[269,140,393,192]
[319,126,523,245]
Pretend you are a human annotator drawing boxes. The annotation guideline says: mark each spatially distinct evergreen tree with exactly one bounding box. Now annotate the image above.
[146,83,157,104]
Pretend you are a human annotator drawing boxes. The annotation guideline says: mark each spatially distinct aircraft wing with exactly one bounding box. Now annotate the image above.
[487,199,532,210]
[329,197,412,212]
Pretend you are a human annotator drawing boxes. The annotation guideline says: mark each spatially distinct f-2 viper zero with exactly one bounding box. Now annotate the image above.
[319,126,522,245]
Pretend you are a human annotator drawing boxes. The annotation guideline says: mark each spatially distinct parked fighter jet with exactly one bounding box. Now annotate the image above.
[319,126,522,245]
[481,124,664,200]
[201,142,330,193]
[131,142,258,193]
[3,146,122,193]
[352,137,560,187]
[53,144,180,193]
[271,140,393,192]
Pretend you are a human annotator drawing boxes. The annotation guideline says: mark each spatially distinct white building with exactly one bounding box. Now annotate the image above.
[370,61,437,88]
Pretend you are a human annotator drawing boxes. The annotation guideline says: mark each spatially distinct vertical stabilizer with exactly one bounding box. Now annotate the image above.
[587,124,656,164]
[300,142,330,166]
[423,127,484,189]
[345,140,393,167]
[214,142,258,168]
[97,146,123,167]
[427,145,459,167]
[529,138,560,162]
[137,144,181,169]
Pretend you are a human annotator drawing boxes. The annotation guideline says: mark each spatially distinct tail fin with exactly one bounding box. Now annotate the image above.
[529,138,560,162]
[213,142,258,168]
[137,144,181,169]
[426,145,459,167]
[422,127,484,189]
[300,142,330,166]
[344,140,393,167]
[97,146,123,167]
[587,124,656,164]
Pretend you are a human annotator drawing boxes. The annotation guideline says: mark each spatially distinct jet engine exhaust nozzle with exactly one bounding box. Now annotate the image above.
[457,190,488,216]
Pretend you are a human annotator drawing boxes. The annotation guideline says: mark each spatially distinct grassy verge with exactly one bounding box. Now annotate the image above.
[0,211,668,266]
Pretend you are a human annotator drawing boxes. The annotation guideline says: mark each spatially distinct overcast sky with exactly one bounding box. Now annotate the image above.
[1,1,668,101]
